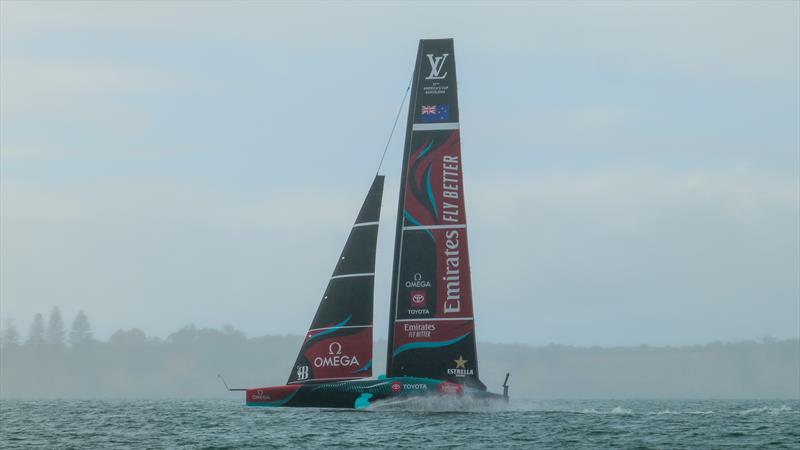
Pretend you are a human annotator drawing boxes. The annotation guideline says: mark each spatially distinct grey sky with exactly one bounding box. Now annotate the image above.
[1,1,798,346]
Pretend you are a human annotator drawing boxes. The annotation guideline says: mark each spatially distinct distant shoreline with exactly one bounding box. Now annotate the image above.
[1,325,797,399]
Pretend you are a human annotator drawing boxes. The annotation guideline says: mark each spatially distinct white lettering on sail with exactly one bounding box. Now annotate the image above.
[425,53,449,80]
[404,323,436,338]
[313,355,360,368]
[312,341,360,368]
[443,229,461,314]
[405,273,431,288]
[406,273,431,314]
[440,153,463,314]
[442,155,460,223]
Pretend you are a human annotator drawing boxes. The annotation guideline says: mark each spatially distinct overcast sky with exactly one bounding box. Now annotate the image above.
[1,1,798,346]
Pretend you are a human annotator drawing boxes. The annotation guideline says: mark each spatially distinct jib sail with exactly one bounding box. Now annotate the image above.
[386,39,485,390]
[287,176,384,384]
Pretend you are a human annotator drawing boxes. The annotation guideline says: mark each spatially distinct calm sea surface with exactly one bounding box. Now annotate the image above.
[1,398,798,449]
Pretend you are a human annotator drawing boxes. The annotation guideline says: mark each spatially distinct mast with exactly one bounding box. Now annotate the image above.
[386,39,485,389]
[287,176,384,384]
[386,42,424,376]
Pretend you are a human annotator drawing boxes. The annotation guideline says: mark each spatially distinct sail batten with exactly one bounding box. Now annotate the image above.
[330,273,375,280]
[286,176,384,385]
[394,317,473,322]
[386,39,485,390]
[352,221,379,228]
[403,224,467,231]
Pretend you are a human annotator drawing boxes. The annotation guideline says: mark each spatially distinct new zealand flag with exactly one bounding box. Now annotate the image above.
[420,105,449,123]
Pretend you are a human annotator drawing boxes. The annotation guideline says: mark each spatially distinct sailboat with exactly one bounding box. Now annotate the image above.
[227,39,509,408]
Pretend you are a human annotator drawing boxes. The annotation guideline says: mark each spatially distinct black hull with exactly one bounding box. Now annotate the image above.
[246,377,506,409]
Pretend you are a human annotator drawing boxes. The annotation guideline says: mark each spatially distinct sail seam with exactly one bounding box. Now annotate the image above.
[412,122,459,131]
[394,317,473,322]
[403,224,466,231]
[307,324,372,332]
[330,272,375,280]
[287,376,365,385]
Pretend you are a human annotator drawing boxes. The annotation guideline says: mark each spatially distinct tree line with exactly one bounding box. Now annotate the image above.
[1,309,798,399]
[0,309,293,399]
[2,308,93,350]
[0,308,253,353]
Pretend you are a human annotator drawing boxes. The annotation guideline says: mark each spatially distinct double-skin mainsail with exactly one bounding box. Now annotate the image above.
[386,38,486,390]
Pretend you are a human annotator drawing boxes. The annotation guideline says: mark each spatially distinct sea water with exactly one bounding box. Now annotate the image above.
[1,399,798,448]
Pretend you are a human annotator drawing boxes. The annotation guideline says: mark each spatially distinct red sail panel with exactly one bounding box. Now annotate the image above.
[386,39,485,389]
[291,327,373,383]
[402,131,466,228]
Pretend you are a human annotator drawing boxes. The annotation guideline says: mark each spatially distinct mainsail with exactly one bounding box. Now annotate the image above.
[287,176,384,384]
[386,39,485,389]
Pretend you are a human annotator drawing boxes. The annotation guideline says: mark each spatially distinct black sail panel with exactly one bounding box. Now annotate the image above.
[386,39,485,390]
[287,176,384,384]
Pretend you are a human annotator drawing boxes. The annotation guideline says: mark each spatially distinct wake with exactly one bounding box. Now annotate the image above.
[366,395,510,413]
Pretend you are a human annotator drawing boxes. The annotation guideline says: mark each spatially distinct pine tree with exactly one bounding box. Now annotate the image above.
[46,307,66,348]
[27,313,45,347]
[1,318,20,348]
[69,310,93,347]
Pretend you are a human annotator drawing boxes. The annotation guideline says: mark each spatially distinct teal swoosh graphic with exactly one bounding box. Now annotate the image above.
[416,141,435,160]
[307,315,351,343]
[392,332,471,357]
[353,359,372,373]
[403,211,422,227]
[424,165,437,219]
